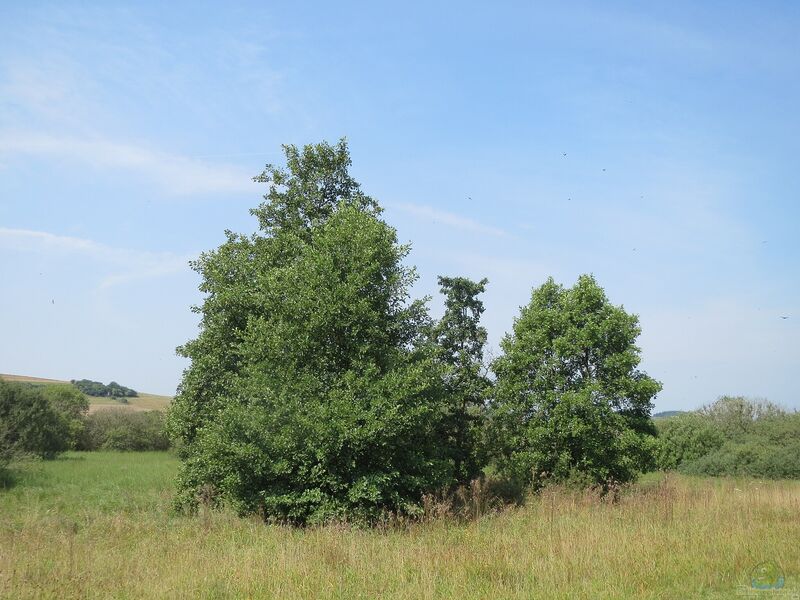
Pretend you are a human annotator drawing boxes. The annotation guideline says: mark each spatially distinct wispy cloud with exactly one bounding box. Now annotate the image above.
[0,227,193,289]
[0,132,257,195]
[391,202,509,238]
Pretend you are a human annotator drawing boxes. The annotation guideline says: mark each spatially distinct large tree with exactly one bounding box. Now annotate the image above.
[168,140,454,524]
[430,276,491,484]
[490,275,660,487]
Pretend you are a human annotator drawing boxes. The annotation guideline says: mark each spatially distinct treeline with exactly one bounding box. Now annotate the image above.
[1,381,167,471]
[656,396,800,479]
[71,379,138,398]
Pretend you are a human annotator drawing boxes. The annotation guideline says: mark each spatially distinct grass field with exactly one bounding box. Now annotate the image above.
[1,452,798,599]
[0,373,172,412]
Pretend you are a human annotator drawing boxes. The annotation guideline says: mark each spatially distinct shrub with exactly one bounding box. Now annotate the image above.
[0,380,72,459]
[697,396,784,438]
[681,413,800,479]
[655,413,725,471]
[41,385,89,449]
[78,410,169,451]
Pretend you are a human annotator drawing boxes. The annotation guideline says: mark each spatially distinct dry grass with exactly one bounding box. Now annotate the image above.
[1,453,798,599]
[0,373,73,385]
[85,392,172,413]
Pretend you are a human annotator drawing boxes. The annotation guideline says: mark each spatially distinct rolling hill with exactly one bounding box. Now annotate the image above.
[0,373,172,412]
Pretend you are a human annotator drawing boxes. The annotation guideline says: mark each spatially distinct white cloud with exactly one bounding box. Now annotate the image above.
[0,132,257,195]
[391,202,510,238]
[0,227,193,289]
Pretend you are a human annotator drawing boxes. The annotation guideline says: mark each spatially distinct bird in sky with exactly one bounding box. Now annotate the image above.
[780,316,789,320]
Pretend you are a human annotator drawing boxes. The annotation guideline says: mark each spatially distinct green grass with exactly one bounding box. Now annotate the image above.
[1,452,799,599]
[0,452,177,519]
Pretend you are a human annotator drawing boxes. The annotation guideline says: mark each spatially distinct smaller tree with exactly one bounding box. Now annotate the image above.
[490,275,661,488]
[431,276,491,484]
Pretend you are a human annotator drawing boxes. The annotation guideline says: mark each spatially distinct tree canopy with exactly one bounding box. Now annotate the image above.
[71,379,137,398]
[168,140,456,524]
[430,276,491,484]
[489,275,661,487]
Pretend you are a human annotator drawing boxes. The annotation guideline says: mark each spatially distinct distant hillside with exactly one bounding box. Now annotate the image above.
[653,410,689,419]
[0,373,172,413]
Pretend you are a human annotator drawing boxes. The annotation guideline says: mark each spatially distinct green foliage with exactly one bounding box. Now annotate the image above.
[430,276,491,484]
[41,385,90,448]
[71,379,137,398]
[0,380,73,460]
[489,275,661,488]
[654,413,725,471]
[657,399,800,479]
[169,140,455,524]
[697,395,784,438]
[78,410,169,451]
[0,406,14,471]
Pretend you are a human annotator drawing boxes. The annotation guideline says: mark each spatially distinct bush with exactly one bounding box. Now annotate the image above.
[654,399,800,479]
[697,396,784,439]
[0,380,73,459]
[41,385,90,449]
[655,413,725,471]
[680,413,800,479]
[78,410,169,451]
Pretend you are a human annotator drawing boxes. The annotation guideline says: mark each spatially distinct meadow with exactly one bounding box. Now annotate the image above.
[1,452,798,599]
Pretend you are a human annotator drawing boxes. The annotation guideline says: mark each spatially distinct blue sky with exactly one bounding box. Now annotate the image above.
[0,1,798,410]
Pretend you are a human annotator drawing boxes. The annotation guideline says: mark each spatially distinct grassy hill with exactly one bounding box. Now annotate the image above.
[0,373,172,412]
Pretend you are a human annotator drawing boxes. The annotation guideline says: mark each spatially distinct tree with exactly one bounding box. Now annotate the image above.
[430,276,491,484]
[168,140,454,524]
[71,379,137,398]
[489,275,661,488]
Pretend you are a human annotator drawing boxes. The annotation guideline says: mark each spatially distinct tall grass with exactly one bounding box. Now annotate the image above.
[1,453,798,599]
